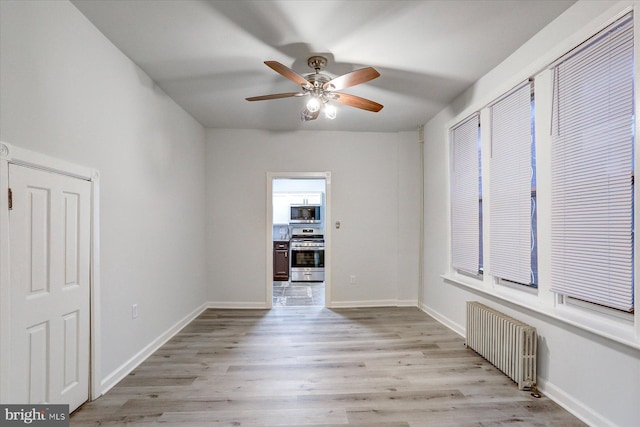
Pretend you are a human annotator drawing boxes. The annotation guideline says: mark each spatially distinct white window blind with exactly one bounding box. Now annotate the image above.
[488,81,533,285]
[451,114,481,274]
[550,14,634,312]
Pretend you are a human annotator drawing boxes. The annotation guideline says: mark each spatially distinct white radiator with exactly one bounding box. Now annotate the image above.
[466,301,537,390]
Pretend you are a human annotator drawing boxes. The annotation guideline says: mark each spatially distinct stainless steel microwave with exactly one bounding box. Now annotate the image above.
[290,205,321,224]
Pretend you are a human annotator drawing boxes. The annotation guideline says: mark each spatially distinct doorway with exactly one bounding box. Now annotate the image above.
[267,172,331,308]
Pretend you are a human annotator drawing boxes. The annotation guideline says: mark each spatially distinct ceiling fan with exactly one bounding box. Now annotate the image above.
[246,56,383,122]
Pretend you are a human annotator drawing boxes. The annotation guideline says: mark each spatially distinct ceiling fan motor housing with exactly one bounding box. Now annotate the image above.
[306,73,331,87]
[307,55,327,71]
[305,56,331,92]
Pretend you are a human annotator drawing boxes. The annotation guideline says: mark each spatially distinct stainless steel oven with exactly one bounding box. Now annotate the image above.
[290,227,324,282]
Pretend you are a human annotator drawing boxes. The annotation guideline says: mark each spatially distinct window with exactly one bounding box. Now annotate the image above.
[550,14,634,312]
[451,114,482,275]
[488,81,537,287]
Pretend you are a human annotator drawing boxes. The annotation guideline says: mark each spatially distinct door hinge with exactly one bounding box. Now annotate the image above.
[8,188,12,210]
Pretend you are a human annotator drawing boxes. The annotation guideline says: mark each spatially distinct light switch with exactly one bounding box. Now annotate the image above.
[335,221,341,229]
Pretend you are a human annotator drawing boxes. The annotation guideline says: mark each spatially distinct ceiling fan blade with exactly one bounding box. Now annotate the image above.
[331,93,383,112]
[323,67,380,91]
[246,92,305,101]
[264,61,310,87]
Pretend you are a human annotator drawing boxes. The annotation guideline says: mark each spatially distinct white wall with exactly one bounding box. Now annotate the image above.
[0,0,208,391]
[206,129,420,307]
[422,1,640,426]
[273,178,326,193]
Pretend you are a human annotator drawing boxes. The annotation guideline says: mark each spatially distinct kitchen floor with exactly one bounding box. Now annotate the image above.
[273,281,325,307]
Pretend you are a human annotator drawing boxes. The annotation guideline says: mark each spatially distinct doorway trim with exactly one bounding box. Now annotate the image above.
[266,171,331,308]
[0,141,101,402]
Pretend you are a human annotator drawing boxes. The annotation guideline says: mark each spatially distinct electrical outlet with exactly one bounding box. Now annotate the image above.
[132,304,139,319]
[350,275,357,284]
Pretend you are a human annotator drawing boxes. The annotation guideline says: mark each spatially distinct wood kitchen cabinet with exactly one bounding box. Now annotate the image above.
[273,241,290,281]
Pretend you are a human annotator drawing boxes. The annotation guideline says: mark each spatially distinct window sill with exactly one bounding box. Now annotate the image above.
[441,273,640,351]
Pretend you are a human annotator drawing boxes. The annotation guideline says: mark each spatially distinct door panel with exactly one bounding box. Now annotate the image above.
[27,322,48,403]
[63,192,80,287]
[28,187,50,294]
[62,310,79,390]
[8,164,91,412]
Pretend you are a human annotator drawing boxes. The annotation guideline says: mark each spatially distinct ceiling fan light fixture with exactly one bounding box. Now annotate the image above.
[324,104,337,120]
[301,108,315,122]
[306,97,320,113]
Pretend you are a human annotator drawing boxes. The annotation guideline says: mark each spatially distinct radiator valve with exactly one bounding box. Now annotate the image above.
[526,384,541,398]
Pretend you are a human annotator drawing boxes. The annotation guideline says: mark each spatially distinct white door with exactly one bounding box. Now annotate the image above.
[8,164,91,412]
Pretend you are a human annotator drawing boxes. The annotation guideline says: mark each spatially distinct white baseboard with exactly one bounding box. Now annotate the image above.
[99,302,208,395]
[207,300,418,309]
[537,378,616,427]
[396,299,418,307]
[419,302,465,338]
[207,301,269,309]
[330,299,401,308]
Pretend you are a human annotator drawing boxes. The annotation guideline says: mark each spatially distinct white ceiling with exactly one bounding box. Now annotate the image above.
[71,0,576,132]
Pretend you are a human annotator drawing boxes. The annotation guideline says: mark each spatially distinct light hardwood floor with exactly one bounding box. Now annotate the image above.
[71,307,586,426]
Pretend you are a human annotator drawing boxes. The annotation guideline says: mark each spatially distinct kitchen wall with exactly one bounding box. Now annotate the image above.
[206,129,421,307]
[422,1,640,426]
[0,0,208,391]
